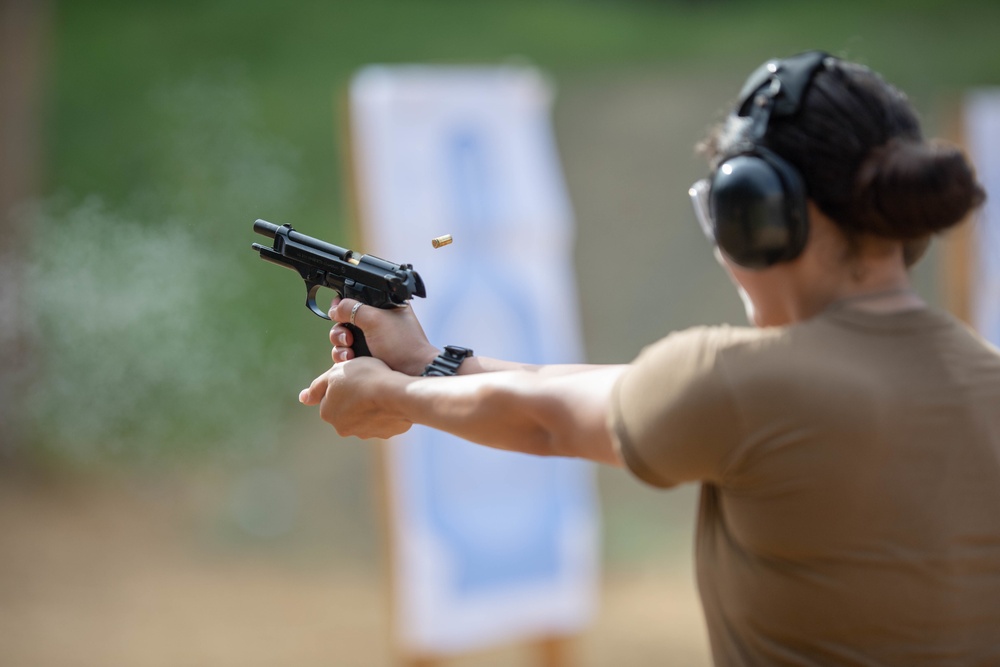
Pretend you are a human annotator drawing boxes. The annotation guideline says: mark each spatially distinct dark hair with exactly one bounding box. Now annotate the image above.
[700,58,986,241]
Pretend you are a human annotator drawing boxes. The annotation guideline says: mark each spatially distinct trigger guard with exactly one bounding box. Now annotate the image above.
[306,283,332,320]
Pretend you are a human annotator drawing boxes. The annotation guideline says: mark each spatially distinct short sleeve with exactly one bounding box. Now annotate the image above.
[608,326,744,488]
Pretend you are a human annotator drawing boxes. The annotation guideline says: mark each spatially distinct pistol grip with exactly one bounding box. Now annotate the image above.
[344,322,371,358]
[306,283,372,357]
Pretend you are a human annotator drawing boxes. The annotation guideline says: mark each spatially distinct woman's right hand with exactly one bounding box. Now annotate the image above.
[329,297,440,376]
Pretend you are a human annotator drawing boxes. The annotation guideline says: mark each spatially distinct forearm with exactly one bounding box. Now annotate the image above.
[388,366,627,465]
[456,356,606,377]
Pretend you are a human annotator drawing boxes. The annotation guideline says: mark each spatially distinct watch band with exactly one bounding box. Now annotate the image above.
[421,345,474,377]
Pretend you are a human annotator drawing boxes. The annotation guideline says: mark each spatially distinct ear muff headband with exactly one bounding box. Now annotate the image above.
[736,51,831,139]
[709,51,831,269]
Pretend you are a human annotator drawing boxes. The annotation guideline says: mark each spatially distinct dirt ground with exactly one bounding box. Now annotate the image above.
[0,458,711,667]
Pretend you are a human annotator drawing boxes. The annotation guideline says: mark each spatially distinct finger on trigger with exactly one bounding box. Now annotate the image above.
[329,298,357,323]
[329,297,346,321]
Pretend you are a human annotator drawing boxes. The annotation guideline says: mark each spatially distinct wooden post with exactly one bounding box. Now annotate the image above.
[941,208,975,324]
[940,97,975,324]
[403,657,442,667]
[536,635,573,667]
[0,0,50,455]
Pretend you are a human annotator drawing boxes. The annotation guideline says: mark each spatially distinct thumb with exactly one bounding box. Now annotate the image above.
[298,370,330,406]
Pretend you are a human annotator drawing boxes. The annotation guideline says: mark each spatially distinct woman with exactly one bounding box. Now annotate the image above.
[300,52,999,665]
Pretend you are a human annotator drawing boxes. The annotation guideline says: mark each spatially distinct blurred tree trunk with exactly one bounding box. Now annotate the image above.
[0,0,49,456]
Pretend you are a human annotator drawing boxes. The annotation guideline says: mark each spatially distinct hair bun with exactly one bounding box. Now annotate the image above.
[853,138,986,239]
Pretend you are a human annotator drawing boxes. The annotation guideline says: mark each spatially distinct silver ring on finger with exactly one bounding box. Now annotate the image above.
[350,302,363,326]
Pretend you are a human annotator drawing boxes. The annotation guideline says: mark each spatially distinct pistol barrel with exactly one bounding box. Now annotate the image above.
[255,219,353,261]
[253,219,281,239]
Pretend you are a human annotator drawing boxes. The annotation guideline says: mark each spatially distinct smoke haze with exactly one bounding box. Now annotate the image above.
[18,71,313,462]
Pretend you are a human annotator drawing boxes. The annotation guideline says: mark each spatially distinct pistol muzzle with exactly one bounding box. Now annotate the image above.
[253,219,281,239]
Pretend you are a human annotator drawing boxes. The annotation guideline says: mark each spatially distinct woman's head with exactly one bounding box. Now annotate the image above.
[700,55,986,250]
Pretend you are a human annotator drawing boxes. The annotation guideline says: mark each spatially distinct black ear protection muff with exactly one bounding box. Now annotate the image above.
[706,51,832,269]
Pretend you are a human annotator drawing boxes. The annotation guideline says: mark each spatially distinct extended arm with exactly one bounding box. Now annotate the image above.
[328,296,605,377]
[299,358,627,466]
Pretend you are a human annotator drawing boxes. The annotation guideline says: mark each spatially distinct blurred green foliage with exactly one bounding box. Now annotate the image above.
[47,0,1000,221]
[30,0,1000,462]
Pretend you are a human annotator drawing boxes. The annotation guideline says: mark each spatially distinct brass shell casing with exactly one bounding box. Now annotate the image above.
[431,234,453,249]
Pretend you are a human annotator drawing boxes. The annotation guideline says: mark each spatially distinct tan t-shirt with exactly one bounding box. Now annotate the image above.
[610,305,1000,666]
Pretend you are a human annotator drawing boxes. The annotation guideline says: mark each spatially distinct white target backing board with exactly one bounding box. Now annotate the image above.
[965,89,1000,346]
[348,65,600,657]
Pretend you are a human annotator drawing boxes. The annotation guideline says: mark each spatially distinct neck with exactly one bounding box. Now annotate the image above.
[787,237,924,321]
[728,207,931,328]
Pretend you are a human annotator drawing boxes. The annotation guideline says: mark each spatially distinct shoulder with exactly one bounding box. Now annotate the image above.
[609,324,783,488]
[635,323,773,356]
[630,324,785,379]
[619,323,792,434]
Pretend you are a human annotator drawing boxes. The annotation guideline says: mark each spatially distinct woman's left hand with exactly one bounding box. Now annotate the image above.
[298,358,413,440]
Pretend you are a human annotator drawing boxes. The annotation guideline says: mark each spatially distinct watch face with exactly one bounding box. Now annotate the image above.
[444,345,473,358]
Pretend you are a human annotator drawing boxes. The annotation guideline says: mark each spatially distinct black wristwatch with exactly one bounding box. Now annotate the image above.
[421,345,474,377]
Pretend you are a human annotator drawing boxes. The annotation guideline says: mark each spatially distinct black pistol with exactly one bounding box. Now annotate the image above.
[251,219,426,356]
